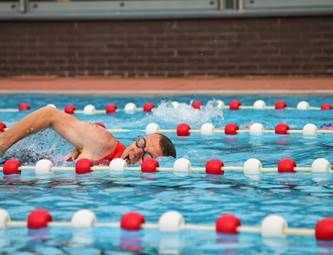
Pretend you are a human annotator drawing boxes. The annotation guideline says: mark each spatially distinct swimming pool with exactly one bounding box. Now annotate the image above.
[0,93,333,254]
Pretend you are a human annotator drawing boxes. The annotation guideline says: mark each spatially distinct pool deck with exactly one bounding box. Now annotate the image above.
[0,76,332,94]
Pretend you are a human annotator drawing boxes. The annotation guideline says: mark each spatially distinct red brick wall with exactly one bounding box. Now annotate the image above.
[0,16,332,77]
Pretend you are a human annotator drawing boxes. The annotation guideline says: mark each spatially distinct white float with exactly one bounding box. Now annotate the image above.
[249,123,264,135]
[124,103,137,114]
[146,122,160,134]
[0,209,10,228]
[311,158,331,173]
[173,158,191,172]
[261,215,287,237]
[297,101,310,110]
[158,211,185,232]
[35,159,54,174]
[83,104,96,115]
[243,158,262,175]
[303,123,317,136]
[253,100,266,109]
[171,101,179,109]
[71,209,96,227]
[200,123,215,135]
[109,158,127,171]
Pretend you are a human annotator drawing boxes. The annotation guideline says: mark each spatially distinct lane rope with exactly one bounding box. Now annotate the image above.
[144,122,333,136]
[0,208,331,240]
[1,121,333,136]
[0,157,331,175]
[0,100,332,114]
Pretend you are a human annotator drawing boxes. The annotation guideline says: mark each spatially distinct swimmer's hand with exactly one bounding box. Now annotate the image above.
[67,148,81,161]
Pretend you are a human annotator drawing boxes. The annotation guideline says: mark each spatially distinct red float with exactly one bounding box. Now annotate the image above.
[141,158,159,173]
[3,159,21,175]
[321,103,333,111]
[278,158,296,173]
[143,102,155,112]
[0,122,6,132]
[192,100,203,109]
[275,123,290,134]
[176,123,191,136]
[229,100,241,110]
[121,211,145,231]
[18,103,31,111]
[105,104,118,114]
[225,123,239,135]
[315,217,333,241]
[75,158,93,174]
[205,159,224,175]
[64,105,76,114]
[275,100,287,110]
[27,209,53,229]
[215,214,241,234]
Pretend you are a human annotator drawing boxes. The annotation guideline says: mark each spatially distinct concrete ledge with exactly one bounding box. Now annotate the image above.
[0,76,333,95]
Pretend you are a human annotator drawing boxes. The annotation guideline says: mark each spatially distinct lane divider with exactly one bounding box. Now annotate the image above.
[0,157,331,175]
[160,122,333,136]
[0,208,332,240]
[1,121,333,136]
[228,99,332,111]
[0,100,332,114]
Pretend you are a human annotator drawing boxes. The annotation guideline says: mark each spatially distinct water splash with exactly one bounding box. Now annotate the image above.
[150,100,224,128]
[0,129,71,166]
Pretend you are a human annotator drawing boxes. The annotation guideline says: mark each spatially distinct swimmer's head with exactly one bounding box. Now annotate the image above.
[121,133,176,164]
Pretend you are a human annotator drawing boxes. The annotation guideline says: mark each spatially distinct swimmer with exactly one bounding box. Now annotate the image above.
[0,106,176,165]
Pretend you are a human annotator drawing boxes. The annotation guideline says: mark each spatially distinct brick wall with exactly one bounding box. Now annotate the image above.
[0,16,332,77]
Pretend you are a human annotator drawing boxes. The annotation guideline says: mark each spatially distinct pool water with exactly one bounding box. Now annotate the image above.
[0,94,333,254]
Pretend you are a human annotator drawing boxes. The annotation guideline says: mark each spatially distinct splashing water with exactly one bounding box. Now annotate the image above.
[0,129,71,165]
[151,100,224,128]
[104,100,225,130]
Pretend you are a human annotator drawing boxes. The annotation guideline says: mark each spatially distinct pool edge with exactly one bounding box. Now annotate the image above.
[1,76,333,95]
